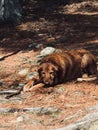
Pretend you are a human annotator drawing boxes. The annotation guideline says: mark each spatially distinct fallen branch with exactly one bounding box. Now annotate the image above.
[0,90,18,94]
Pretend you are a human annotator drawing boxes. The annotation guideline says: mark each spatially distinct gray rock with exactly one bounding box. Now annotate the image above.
[28,43,43,49]
[33,47,56,65]
[35,44,43,49]
[40,47,56,56]
[34,47,61,65]
[28,43,34,48]
[18,68,29,76]
[16,116,24,122]
[26,72,38,80]
[33,55,44,65]
[57,87,65,94]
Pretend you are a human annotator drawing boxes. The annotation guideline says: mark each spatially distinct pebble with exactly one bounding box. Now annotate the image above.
[40,47,56,56]
[16,116,24,122]
[35,44,43,49]
[18,68,29,76]
[57,87,65,94]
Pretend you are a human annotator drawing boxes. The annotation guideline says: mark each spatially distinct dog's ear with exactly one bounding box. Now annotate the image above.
[52,64,59,72]
[52,64,62,76]
[38,65,42,75]
[54,65,63,78]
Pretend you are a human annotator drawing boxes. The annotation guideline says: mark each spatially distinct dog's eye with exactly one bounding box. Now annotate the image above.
[41,71,45,75]
[50,71,54,75]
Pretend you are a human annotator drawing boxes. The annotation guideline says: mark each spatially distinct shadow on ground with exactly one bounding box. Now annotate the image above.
[0,0,98,57]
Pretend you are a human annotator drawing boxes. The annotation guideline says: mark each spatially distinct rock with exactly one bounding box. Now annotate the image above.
[33,47,56,65]
[28,42,37,49]
[33,55,45,65]
[28,43,34,48]
[14,111,18,116]
[40,47,56,56]
[57,87,65,94]
[34,47,62,65]
[26,72,38,80]
[28,42,43,49]
[16,116,24,122]
[35,44,43,49]
[18,68,29,76]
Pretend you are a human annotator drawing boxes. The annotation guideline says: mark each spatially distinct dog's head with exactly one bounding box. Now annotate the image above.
[38,62,59,86]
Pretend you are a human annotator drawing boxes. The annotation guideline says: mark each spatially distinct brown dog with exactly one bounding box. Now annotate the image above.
[23,49,97,92]
[6,49,97,98]
[37,49,97,85]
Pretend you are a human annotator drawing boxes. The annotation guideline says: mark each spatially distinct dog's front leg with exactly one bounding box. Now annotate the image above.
[23,77,44,92]
[23,80,34,92]
[29,83,45,91]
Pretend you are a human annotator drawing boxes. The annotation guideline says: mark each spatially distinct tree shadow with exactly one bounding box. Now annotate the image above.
[22,0,83,22]
[0,0,98,56]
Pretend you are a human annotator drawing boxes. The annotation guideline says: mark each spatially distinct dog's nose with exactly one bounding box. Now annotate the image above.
[45,81,49,84]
